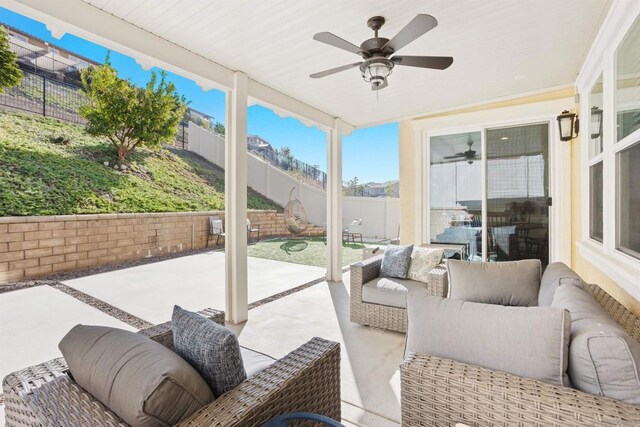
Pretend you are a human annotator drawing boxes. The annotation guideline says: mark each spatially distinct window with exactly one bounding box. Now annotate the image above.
[616,15,640,143]
[590,75,604,157]
[589,162,603,242]
[617,143,640,257]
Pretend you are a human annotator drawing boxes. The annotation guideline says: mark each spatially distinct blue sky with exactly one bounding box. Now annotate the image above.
[0,7,399,183]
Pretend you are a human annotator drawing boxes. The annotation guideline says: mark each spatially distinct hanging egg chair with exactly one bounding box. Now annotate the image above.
[283,187,309,235]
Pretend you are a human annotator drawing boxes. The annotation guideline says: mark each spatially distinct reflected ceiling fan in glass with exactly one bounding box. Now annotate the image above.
[441,140,481,164]
[309,14,454,91]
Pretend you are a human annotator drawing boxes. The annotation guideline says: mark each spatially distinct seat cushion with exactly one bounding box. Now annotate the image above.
[551,283,640,404]
[406,293,571,387]
[240,347,276,378]
[59,325,214,427]
[447,259,541,306]
[538,262,583,306]
[362,277,427,308]
[172,306,247,397]
[407,247,444,283]
[380,244,414,279]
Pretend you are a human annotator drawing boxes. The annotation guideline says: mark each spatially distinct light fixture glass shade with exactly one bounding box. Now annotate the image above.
[361,59,393,82]
[557,110,577,142]
[590,106,603,139]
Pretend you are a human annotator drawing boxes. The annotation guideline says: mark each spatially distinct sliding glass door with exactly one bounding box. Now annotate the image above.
[428,123,550,266]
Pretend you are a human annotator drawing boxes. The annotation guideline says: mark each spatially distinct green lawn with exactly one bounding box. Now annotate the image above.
[0,111,281,215]
[247,237,375,268]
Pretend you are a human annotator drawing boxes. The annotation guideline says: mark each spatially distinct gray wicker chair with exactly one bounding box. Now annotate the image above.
[400,283,640,426]
[3,309,341,427]
[350,254,448,333]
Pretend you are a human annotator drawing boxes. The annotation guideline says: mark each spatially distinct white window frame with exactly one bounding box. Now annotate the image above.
[576,1,640,302]
[412,97,574,265]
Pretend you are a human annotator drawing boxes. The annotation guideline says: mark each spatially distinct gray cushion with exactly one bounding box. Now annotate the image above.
[59,325,214,427]
[380,244,414,279]
[551,283,640,404]
[447,259,541,306]
[240,347,276,378]
[172,306,246,397]
[362,277,427,308]
[538,262,583,306]
[406,293,571,386]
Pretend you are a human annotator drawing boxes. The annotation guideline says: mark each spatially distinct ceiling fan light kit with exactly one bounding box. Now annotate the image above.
[310,14,453,91]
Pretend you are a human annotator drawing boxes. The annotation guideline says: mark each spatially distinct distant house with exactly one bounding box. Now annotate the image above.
[247,135,276,155]
[363,181,400,198]
[3,24,100,85]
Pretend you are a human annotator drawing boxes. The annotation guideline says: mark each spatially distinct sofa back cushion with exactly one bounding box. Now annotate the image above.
[538,262,583,306]
[407,247,444,283]
[405,293,571,386]
[59,325,214,427]
[173,306,247,397]
[380,244,414,279]
[447,259,541,306]
[551,283,640,404]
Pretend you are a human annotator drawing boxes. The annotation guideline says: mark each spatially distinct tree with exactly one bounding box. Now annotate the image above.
[213,121,225,136]
[278,146,293,170]
[345,176,364,196]
[0,26,22,93]
[80,58,187,162]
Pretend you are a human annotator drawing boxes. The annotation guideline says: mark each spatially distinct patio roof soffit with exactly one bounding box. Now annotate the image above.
[1,0,348,132]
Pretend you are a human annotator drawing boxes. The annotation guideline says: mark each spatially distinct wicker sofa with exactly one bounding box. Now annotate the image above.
[350,253,448,333]
[400,272,640,426]
[3,309,341,427]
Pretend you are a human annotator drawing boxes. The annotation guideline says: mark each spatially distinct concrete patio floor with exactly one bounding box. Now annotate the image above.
[0,253,403,426]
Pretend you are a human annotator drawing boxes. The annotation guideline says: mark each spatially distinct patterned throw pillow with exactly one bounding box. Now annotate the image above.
[407,247,444,282]
[172,306,247,397]
[380,244,414,279]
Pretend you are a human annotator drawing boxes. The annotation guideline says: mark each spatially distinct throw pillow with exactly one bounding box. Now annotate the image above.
[551,283,640,404]
[380,244,414,279]
[172,305,247,397]
[407,247,444,282]
[59,325,213,427]
[447,259,541,306]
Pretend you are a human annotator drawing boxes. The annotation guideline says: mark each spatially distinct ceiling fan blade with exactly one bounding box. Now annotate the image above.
[443,154,465,159]
[313,32,363,55]
[372,78,388,91]
[382,14,438,54]
[310,62,362,79]
[392,55,453,70]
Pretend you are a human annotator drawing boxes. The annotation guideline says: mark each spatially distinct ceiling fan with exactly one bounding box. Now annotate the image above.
[442,140,480,164]
[310,14,453,91]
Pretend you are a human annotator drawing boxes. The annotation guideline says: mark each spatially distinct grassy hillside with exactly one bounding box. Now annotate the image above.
[0,111,281,216]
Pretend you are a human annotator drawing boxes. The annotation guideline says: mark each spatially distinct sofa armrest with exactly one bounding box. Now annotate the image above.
[137,307,225,349]
[425,264,448,297]
[177,337,341,427]
[351,255,382,286]
[401,352,640,427]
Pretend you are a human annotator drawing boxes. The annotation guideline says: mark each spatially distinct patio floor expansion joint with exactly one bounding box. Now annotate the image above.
[50,283,154,330]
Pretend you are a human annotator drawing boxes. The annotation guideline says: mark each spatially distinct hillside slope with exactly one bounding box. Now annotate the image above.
[0,111,281,216]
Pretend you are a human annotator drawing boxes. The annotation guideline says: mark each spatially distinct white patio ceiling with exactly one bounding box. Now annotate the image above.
[80,0,609,128]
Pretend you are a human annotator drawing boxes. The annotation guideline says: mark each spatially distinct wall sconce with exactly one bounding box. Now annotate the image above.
[590,106,603,139]
[557,110,579,142]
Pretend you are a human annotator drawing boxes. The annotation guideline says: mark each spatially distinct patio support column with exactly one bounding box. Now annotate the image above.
[225,71,248,324]
[326,119,343,282]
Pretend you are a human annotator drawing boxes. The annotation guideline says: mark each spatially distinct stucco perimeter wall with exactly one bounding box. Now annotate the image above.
[0,211,324,283]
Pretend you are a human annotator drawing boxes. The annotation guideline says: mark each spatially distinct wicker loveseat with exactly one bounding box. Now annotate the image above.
[401,273,640,426]
[3,309,341,427]
[350,253,448,333]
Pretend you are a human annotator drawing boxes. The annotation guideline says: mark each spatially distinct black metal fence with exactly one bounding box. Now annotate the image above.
[252,148,327,189]
[0,69,87,124]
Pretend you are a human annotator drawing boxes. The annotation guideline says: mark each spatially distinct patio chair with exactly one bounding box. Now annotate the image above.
[3,309,342,427]
[247,218,260,243]
[206,215,224,247]
[343,219,363,244]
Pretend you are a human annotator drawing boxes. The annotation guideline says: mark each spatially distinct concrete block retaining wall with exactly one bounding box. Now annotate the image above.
[0,210,324,283]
